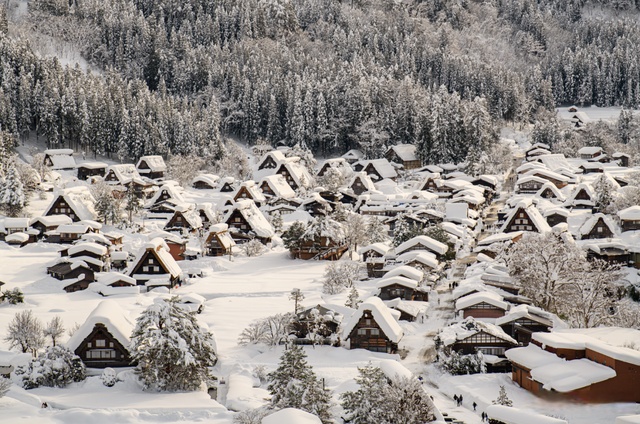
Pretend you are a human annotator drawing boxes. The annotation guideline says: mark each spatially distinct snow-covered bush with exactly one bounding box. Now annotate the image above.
[242,239,265,257]
[2,288,24,304]
[493,385,513,407]
[322,262,361,294]
[238,313,293,347]
[130,296,218,392]
[101,367,117,387]
[232,407,270,424]
[0,376,11,397]
[439,349,486,375]
[14,346,86,389]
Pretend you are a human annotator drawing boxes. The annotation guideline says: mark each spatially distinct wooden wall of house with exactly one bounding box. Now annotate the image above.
[74,324,131,368]
[348,310,396,353]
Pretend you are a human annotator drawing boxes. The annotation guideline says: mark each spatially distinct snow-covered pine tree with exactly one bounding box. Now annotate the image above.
[130,297,218,392]
[0,376,10,398]
[92,180,121,225]
[493,385,513,407]
[592,174,615,214]
[268,344,333,423]
[345,287,361,309]
[0,161,25,217]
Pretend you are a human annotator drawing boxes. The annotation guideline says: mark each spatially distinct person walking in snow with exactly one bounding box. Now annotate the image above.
[473,401,477,411]
[453,394,458,405]
[459,394,463,406]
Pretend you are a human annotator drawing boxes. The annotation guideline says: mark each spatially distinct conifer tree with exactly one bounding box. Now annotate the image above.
[130,297,218,392]
[0,162,25,217]
[268,344,333,423]
[493,385,513,407]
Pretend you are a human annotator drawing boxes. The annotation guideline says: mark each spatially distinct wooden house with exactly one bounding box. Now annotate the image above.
[578,146,605,161]
[384,298,427,322]
[233,181,266,206]
[30,215,73,238]
[96,273,136,288]
[291,232,347,260]
[361,159,397,182]
[66,242,110,272]
[192,174,219,190]
[496,305,553,346]
[275,161,314,191]
[44,148,76,170]
[341,149,363,164]
[455,291,509,319]
[104,164,141,185]
[618,206,640,232]
[536,182,566,202]
[342,297,403,353]
[0,218,31,239]
[394,235,448,260]
[128,238,182,288]
[136,155,166,179]
[347,172,375,195]
[47,260,95,289]
[43,187,97,222]
[218,177,237,193]
[376,276,428,302]
[204,223,235,256]
[257,150,286,170]
[437,317,518,373]
[516,176,548,194]
[579,213,617,240]
[395,251,439,273]
[385,144,421,170]
[526,169,570,189]
[77,162,108,180]
[146,231,187,261]
[506,330,640,403]
[164,206,203,234]
[544,208,569,228]
[53,223,96,244]
[259,174,296,200]
[66,300,134,368]
[291,305,342,344]
[612,152,630,167]
[585,241,631,266]
[359,243,391,261]
[525,143,551,161]
[145,183,186,213]
[224,200,275,244]
[317,158,351,178]
[500,200,551,233]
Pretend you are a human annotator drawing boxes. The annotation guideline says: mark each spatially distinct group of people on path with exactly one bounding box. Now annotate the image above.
[452,394,489,421]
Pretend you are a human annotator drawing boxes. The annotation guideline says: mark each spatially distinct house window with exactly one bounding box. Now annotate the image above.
[519,212,524,218]
[148,259,153,264]
[370,328,379,336]
[154,266,160,272]
[357,328,367,335]
[234,217,242,223]
[597,226,603,233]
[143,266,149,272]
[87,342,92,348]
[96,339,106,347]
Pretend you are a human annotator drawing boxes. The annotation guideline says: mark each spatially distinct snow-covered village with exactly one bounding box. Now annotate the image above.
[1,1,640,424]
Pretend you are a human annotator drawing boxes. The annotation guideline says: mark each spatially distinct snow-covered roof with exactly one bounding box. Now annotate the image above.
[78,161,108,170]
[377,276,418,290]
[2,217,31,229]
[31,214,73,227]
[56,223,90,234]
[536,182,566,201]
[262,408,322,424]
[495,304,553,327]
[382,265,424,282]
[5,233,29,243]
[617,416,640,424]
[49,154,77,170]
[365,159,398,180]
[279,161,314,189]
[192,173,219,188]
[359,242,391,257]
[146,184,186,208]
[578,146,603,155]
[106,164,142,184]
[347,172,376,192]
[341,149,364,160]
[395,251,439,269]
[619,205,640,221]
[342,297,403,343]
[486,405,568,424]
[136,155,166,173]
[526,168,571,183]
[68,242,108,257]
[260,174,296,199]
[579,213,618,237]
[455,291,508,311]
[67,300,135,351]
[387,144,418,162]
[531,356,616,393]
[505,343,565,371]
[129,237,182,279]
[96,272,136,286]
[516,175,548,188]
[476,231,523,246]
[227,200,275,238]
[377,358,414,380]
[44,187,97,221]
[395,235,448,256]
[500,200,551,233]
[235,180,267,203]
[384,298,427,318]
[45,148,73,156]
[438,317,517,346]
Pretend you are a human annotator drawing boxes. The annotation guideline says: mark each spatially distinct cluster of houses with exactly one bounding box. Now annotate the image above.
[1,138,639,407]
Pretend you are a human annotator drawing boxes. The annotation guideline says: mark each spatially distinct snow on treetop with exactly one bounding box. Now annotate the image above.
[486,405,568,424]
[455,291,508,311]
[261,408,322,424]
[342,296,403,343]
[67,300,135,352]
[382,265,424,282]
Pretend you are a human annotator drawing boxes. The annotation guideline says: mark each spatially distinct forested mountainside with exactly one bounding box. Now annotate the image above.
[4,0,640,161]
